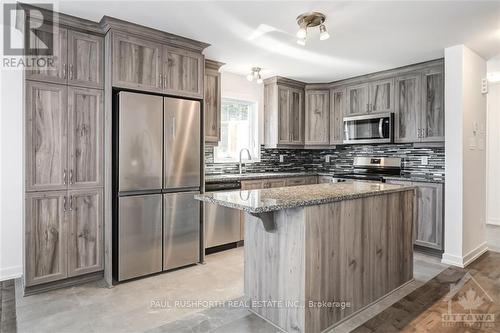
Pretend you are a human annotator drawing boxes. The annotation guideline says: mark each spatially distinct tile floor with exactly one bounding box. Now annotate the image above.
[12,248,449,333]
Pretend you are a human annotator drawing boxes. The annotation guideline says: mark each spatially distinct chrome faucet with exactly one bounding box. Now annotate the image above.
[239,148,252,174]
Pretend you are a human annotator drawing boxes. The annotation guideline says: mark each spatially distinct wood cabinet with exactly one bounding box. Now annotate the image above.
[112,33,162,92]
[264,77,305,148]
[329,88,345,144]
[263,179,287,188]
[346,79,394,115]
[241,176,317,190]
[163,46,204,98]
[386,179,443,250]
[26,81,68,192]
[68,31,103,88]
[25,21,103,89]
[394,74,421,143]
[305,90,330,145]
[68,188,103,276]
[346,83,369,116]
[25,24,68,84]
[25,191,68,286]
[241,180,264,190]
[421,66,445,142]
[67,87,104,188]
[204,60,224,144]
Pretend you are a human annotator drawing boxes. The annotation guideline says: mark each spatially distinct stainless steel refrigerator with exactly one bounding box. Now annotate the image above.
[114,91,201,281]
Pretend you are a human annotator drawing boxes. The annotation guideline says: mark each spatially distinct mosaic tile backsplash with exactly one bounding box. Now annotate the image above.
[205,144,445,181]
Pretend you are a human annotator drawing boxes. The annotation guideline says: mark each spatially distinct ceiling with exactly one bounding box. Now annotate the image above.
[51,0,500,83]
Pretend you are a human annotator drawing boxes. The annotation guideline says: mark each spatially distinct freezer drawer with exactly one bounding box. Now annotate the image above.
[204,203,241,248]
[163,192,200,270]
[164,97,201,189]
[118,194,162,280]
[118,92,163,192]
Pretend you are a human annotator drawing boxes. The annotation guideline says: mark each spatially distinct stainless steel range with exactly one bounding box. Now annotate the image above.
[335,156,402,182]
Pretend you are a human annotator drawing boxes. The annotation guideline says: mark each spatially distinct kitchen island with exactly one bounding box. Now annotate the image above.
[195,182,416,333]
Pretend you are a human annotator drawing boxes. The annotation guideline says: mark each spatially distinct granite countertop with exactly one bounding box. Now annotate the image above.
[195,182,416,213]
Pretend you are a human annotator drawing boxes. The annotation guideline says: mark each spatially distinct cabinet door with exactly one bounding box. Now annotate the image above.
[330,88,345,144]
[67,30,103,88]
[68,188,103,276]
[25,191,68,286]
[421,67,445,142]
[305,90,330,145]
[68,87,103,189]
[289,88,304,144]
[414,182,444,250]
[241,180,264,190]
[369,79,394,113]
[285,177,307,186]
[346,83,369,116]
[394,74,421,143]
[163,46,204,98]
[26,81,68,191]
[277,86,291,144]
[25,23,68,84]
[112,33,162,92]
[263,179,286,188]
[204,68,221,143]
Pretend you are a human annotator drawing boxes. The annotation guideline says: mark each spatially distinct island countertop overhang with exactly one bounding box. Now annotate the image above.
[195,182,416,213]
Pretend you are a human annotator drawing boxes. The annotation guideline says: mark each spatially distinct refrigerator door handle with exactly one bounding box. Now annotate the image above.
[172,118,176,138]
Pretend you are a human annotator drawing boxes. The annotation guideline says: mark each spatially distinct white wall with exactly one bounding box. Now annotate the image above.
[486,54,500,252]
[443,45,487,267]
[0,9,24,280]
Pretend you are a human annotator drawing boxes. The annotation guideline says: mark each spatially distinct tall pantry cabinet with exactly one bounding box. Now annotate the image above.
[24,11,105,289]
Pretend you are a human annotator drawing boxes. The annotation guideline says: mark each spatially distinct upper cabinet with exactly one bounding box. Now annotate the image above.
[421,66,445,142]
[204,59,224,145]
[330,88,345,145]
[264,77,305,148]
[25,20,103,89]
[305,90,330,145]
[345,83,369,116]
[346,79,394,115]
[394,74,421,143]
[106,19,209,99]
[163,46,204,98]
[112,33,162,92]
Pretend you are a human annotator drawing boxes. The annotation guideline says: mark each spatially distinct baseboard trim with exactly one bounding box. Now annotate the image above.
[441,242,488,268]
[486,218,500,226]
[487,243,500,253]
[0,265,23,281]
[24,271,104,296]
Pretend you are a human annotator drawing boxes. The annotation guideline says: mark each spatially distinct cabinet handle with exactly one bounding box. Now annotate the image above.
[163,74,167,90]
[366,103,369,112]
[63,169,67,184]
[69,196,73,211]
[62,64,67,79]
[69,169,74,184]
[69,64,73,79]
[159,74,163,88]
[426,128,432,137]
[63,196,67,211]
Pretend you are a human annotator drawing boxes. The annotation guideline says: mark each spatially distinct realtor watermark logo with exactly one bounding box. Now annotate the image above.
[2,3,55,69]
[442,272,495,329]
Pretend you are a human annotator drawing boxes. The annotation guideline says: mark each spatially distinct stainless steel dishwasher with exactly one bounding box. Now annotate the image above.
[204,181,242,249]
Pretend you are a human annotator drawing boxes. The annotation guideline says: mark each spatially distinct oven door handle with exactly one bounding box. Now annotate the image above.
[378,118,384,139]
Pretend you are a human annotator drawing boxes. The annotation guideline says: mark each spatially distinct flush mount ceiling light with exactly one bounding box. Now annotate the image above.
[247,67,263,84]
[296,12,330,45]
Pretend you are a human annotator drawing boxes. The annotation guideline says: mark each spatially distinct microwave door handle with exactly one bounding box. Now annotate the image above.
[378,118,384,138]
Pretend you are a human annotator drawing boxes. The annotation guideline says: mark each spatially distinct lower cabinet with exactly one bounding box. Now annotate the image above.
[386,180,444,250]
[25,188,103,286]
[241,176,318,190]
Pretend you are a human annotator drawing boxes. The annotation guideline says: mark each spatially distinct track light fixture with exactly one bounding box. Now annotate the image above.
[295,12,330,45]
[247,67,263,84]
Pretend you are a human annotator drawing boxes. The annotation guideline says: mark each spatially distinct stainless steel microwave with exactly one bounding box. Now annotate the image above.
[343,112,394,144]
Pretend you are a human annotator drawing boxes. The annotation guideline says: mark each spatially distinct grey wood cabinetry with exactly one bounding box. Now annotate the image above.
[330,88,345,145]
[68,87,104,188]
[204,60,224,144]
[68,31,104,88]
[25,191,68,286]
[305,90,330,145]
[68,188,103,276]
[240,176,317,190]
[386,179,443,250]
[25,23,68,84]
[421,66,445,142]
[26,81,68,192]
[264,77,305,147]
[394,74,421,143]
[112,33,162,92]
[163,46,204,98]
[345,83,369,115]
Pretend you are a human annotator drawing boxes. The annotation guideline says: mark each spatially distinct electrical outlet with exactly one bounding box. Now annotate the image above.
[279,155,284,163]
[481,78,488,94]
[421,156,428,166]
[325,155,331,163]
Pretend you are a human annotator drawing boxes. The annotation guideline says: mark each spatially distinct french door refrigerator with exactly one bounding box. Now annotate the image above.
[114,91,201,281]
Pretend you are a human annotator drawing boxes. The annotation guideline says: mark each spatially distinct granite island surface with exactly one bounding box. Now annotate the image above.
[195,182,416,333]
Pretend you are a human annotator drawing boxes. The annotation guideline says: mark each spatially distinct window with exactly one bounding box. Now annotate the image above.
[214,98,259,163]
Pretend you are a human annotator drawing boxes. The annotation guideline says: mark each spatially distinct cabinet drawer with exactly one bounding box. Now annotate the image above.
[263,179,287,188]
[285,177,307,186]
[241,180,264,190]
